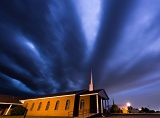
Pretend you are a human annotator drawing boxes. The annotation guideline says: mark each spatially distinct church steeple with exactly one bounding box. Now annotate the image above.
[89,70,93,91]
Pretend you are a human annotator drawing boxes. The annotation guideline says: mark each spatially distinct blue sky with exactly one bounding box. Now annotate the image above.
[0,0,160,110]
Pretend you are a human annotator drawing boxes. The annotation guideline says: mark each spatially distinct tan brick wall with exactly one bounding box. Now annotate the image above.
[23,95,75,116]
[79,95,90,111]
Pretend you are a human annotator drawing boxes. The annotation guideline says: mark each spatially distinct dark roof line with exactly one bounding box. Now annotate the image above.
[21,89,108,100]
[21,89,88,100]
[0,89,109,102]
[0,94,22,104]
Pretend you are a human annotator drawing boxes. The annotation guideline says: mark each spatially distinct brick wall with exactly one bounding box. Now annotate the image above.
[79,95,90,111]
[23,95,75,116]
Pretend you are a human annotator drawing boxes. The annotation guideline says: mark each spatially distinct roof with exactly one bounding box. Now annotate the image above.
[21,89,109,101]
[0,94,22,104]
[80,89,103,94]
[80,89,109,100]
[21,89,87,100]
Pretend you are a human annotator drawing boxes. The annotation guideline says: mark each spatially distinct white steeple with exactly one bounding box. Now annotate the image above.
[89,70,94,91]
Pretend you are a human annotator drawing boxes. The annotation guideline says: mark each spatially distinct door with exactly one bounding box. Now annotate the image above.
[90,95,97,113]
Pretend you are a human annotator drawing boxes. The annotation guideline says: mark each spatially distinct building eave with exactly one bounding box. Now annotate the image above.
[0,102,22,105]
[20,94,76,103]
[80,93,98,96]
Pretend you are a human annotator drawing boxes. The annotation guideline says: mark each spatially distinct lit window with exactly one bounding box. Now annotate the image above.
[80,100,84,110]
[55,101,60,110]
[30,103,34,111]
[45,101,50,110]
[65,100,70,110]
[37,102,42,111]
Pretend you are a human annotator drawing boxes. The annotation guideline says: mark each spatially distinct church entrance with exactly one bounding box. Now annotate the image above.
[90,95,97,113]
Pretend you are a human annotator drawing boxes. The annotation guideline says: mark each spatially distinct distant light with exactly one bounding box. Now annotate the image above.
[127,102,131,106]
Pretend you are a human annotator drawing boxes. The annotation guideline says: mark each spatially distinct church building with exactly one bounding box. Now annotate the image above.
[20,73,109,117]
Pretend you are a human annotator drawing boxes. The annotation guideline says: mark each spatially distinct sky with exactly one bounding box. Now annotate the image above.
[0,0,160,110]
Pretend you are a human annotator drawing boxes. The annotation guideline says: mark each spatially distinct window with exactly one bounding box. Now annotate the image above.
[80,100,84,110]
[45,101,50,110]
[30,103,34,111]
[65,100,70,110]
[25,103,28,108]
[37,102,42,111]
[54,101,60,110]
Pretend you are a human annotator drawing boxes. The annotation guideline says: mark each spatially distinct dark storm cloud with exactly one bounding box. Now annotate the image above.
[0,0,160,110]
[93,0,160,91]
[0,0,86,96]
[88,0,160,109]
[88,0,137,85]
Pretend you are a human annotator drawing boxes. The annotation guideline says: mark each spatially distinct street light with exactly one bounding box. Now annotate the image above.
[127,102,131,107]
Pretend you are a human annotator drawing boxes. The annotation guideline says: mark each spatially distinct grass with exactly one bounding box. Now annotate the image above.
[0,116,73,118]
